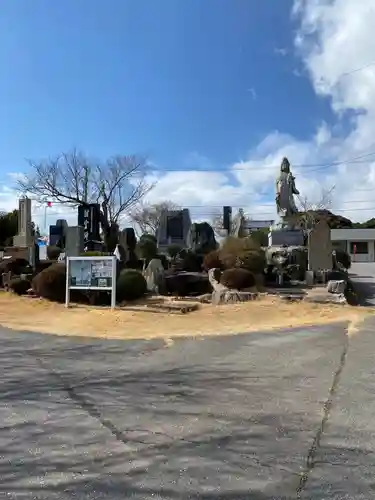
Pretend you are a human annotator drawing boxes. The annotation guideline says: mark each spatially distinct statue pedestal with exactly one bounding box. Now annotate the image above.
[268,228,304,247]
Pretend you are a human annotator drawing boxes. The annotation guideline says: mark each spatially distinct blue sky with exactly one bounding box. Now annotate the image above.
[0,0,331,173]
[1,0,375,226]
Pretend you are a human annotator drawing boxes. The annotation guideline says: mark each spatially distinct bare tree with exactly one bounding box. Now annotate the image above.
[129,201,180,236]
[17,149,154,250]
[296,186,335,230]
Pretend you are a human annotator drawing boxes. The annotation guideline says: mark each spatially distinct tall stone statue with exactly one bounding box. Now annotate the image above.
[275,157,300,218]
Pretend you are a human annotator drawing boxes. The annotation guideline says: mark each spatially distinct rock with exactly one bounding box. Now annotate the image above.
[144,258,165,294]
[327,279,346,294]
[165,271,210,296]
[208,268,227,292]
[304,288,347,305]
[187,222,217,254]
[208,269,258,304]
[212,290,257,305]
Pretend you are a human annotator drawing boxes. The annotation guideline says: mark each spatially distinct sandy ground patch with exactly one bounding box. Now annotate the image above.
[0,292,372,340]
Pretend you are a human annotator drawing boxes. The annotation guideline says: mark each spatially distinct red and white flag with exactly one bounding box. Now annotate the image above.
[46,201,52,207]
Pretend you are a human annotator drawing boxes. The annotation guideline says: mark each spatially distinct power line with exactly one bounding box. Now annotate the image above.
[2,152,375,182]
[342,61,375,77]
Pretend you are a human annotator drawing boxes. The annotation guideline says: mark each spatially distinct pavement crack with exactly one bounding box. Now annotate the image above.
[296,331,349,498]
[35,358,197,450]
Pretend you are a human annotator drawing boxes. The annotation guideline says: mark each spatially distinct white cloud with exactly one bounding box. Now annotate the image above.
[4,0,375,231]
[141,0,375,226]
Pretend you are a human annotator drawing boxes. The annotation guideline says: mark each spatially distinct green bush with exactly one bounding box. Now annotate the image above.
[137,237,158,261]
[203,250,222,270]
[334,248,351,270]
[140,233,157,243]
[220,268,256,290]
[181,250,202,272]
[35,260,55,273]
[47,245,62,260]
[0,257,30,275]
[116,269,147,302]
[167,244,182,259]
[32,263,66,302]
[219,236,266,274]
[9,278,31,295]
[238,249,266,274]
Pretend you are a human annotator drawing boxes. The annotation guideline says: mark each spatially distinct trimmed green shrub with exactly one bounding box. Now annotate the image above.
[35,260,55,273]
[137,237,158,261]
[116,269,147,302]
[47,245,62,260]
[167,244,182,259]
[238,249,266,274]
[203,250,222,270]
[220,268,256,290]
[140,233,157,244]
[181,250,202,272]
[9,278,31,295]
[32,263,66,302]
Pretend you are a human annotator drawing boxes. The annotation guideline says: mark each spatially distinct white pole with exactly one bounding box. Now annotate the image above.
[44,205,47,234]
[65,257,70,308]
[111,256,117,309]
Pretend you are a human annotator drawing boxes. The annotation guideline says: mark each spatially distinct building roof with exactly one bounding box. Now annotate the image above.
[331,228,375,241]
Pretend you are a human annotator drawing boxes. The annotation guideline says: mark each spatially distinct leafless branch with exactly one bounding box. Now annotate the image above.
[17,149,155,232]
[129,201,180,236]
[297,185,335,229]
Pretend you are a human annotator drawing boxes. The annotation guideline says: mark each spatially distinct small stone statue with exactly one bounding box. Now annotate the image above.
[275,157,300,218]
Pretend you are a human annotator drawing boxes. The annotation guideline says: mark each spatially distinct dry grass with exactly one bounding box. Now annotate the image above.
[0,291,372,340]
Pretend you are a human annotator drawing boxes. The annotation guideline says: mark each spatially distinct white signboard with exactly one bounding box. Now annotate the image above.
[65,256,117,309]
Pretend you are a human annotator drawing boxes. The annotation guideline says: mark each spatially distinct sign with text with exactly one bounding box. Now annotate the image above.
[78,204,101,248]
[66,256,117,309]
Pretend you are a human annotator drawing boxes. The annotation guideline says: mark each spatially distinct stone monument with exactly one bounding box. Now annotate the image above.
[65,226,84,257]
[156,209,192,252]
[13,197,33,248]
[268,158,304,247]
[118,227,137,263]
[307,219,332,272]
[187,222,217,254]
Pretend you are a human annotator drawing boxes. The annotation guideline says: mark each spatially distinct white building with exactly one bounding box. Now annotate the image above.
[331,228,375,262]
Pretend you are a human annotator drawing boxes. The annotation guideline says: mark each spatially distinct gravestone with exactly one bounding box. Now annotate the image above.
[118,227,137,262]
[156,209,192,251]
[78,204,101,250]
[308,220,332,272]
[13,197,32,248]
[65,226,84,257]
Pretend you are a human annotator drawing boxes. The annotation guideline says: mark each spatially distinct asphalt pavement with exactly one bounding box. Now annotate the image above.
[2,317,375,499]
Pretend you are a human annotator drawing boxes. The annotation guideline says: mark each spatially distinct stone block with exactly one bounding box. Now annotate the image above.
[327,279,346,294]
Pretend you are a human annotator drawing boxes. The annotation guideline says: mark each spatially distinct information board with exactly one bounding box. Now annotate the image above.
[65,256,117,309]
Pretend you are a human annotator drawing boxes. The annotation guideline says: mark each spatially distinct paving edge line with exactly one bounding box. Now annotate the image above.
[0,316,367,341]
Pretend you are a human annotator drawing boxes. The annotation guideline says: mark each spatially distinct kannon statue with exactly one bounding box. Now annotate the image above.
[275,157,300,218]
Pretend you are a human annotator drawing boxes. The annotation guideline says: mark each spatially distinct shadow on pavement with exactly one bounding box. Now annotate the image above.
[0,326,349,499]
